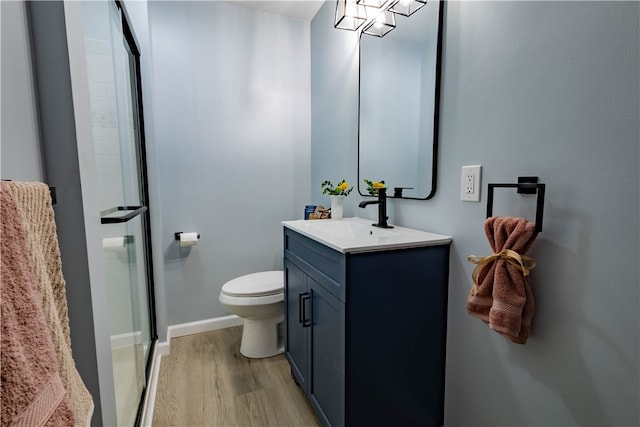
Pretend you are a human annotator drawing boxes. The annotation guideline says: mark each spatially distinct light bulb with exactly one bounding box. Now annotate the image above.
[374,13,385,28]
[346,0,363,17]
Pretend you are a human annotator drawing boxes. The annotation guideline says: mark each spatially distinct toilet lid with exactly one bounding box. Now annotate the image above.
[221,271,283,297]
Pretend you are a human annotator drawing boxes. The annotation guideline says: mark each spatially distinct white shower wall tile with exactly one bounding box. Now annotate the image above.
[102,223,136,336]
[86,37,133,336]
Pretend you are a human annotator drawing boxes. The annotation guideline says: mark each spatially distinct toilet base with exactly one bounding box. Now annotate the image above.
[240,314,284,359]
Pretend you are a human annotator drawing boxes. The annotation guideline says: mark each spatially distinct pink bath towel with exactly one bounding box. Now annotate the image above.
[5,181,94,425]
[1,184,76,426]
[467,217,538,344]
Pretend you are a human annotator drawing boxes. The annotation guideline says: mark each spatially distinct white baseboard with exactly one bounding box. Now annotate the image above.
[155,340,170,357]
[168,314,243,339]
[139,315,243,426]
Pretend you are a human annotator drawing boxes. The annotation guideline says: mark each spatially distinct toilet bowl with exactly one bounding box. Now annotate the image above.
[218,271,284,358]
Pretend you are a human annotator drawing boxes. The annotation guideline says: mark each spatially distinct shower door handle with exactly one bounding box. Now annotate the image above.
[100,205,148,224]
[299,293,311,328]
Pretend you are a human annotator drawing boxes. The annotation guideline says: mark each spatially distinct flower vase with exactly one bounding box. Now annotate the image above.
[330,195,345,220]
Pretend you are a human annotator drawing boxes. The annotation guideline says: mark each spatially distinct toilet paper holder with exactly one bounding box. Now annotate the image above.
[174,232,200,241]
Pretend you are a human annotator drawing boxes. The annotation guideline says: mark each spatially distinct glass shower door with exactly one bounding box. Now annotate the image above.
[101,213,150,426]
[82,1,155,425]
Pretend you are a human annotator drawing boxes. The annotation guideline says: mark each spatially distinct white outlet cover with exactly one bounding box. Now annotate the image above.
[461,165,482,202]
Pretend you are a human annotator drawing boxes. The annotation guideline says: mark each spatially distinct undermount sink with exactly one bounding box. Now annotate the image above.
[282,217,451,254]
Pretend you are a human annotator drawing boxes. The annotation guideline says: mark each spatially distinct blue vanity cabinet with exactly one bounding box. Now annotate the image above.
[284,227,450,427]
[284,231,346,427]
[284,259,309,391]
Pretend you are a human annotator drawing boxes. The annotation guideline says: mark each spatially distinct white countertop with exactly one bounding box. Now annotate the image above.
[282,217,452,254]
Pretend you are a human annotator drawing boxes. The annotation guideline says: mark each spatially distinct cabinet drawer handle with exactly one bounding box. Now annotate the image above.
[300,293,311,328]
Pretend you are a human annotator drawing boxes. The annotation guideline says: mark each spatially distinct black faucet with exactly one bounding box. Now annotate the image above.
[358,187,394,229]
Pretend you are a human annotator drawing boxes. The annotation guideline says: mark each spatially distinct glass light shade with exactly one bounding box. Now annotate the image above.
[362,9,396,37]
[357,0,387,7]
[388,0,427,17]
[335,0,368,31]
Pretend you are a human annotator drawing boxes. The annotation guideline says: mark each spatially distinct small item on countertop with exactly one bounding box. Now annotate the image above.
[309,206,330,220]
[305,205,317,220]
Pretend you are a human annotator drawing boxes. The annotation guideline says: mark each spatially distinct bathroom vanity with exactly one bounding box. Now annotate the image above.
[282,218,452,427]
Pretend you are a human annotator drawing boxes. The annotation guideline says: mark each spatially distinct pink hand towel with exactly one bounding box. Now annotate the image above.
[467,217,538,344]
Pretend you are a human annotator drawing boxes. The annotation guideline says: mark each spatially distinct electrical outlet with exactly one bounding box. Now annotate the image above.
[461,165,482,202]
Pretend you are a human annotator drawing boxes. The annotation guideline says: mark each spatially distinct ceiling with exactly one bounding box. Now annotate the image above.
[223,0,325,21]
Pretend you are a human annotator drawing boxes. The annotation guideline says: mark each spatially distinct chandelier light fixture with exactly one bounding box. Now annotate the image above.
[362,9,396,37]
[334,0,427,37]
[389,0,427,17]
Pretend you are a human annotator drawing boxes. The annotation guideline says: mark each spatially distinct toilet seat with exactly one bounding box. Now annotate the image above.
[221,271,283,298]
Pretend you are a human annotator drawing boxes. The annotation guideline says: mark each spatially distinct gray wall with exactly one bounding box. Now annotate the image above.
[0,0,43,180]
[311,1,639,426]
[146,1,311,331]
[311,2,361,218]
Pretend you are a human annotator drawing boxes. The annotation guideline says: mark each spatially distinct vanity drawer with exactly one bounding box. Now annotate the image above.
[284,228,346,302]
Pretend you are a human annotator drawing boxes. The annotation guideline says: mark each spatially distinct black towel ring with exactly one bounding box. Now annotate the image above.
[486,176,546,232]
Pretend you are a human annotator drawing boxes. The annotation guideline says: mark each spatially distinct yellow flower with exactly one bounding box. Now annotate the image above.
[364,179,385,196]
[322,179,353,196]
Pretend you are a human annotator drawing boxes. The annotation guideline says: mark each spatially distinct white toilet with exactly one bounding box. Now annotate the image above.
[218,270,284,358]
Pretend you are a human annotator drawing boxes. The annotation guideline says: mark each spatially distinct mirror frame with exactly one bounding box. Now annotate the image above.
[357,1,445,200]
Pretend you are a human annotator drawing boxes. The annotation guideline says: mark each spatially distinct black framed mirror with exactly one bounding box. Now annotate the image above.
[357,0,444,200]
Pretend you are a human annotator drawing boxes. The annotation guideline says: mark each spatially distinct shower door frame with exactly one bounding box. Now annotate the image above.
[111,1,158,423]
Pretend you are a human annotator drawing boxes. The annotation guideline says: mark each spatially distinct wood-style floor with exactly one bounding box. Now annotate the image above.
[152,326,321,427]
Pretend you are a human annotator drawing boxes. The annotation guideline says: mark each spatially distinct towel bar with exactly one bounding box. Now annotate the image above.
[2,179,57,205]
[486,176,545,232]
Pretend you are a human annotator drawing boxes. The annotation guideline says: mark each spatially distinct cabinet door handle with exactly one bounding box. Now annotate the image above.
[298,293,304,324]
[300,293,311,328]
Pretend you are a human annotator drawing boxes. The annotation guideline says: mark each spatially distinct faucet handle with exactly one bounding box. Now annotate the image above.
[393,187,414,197]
